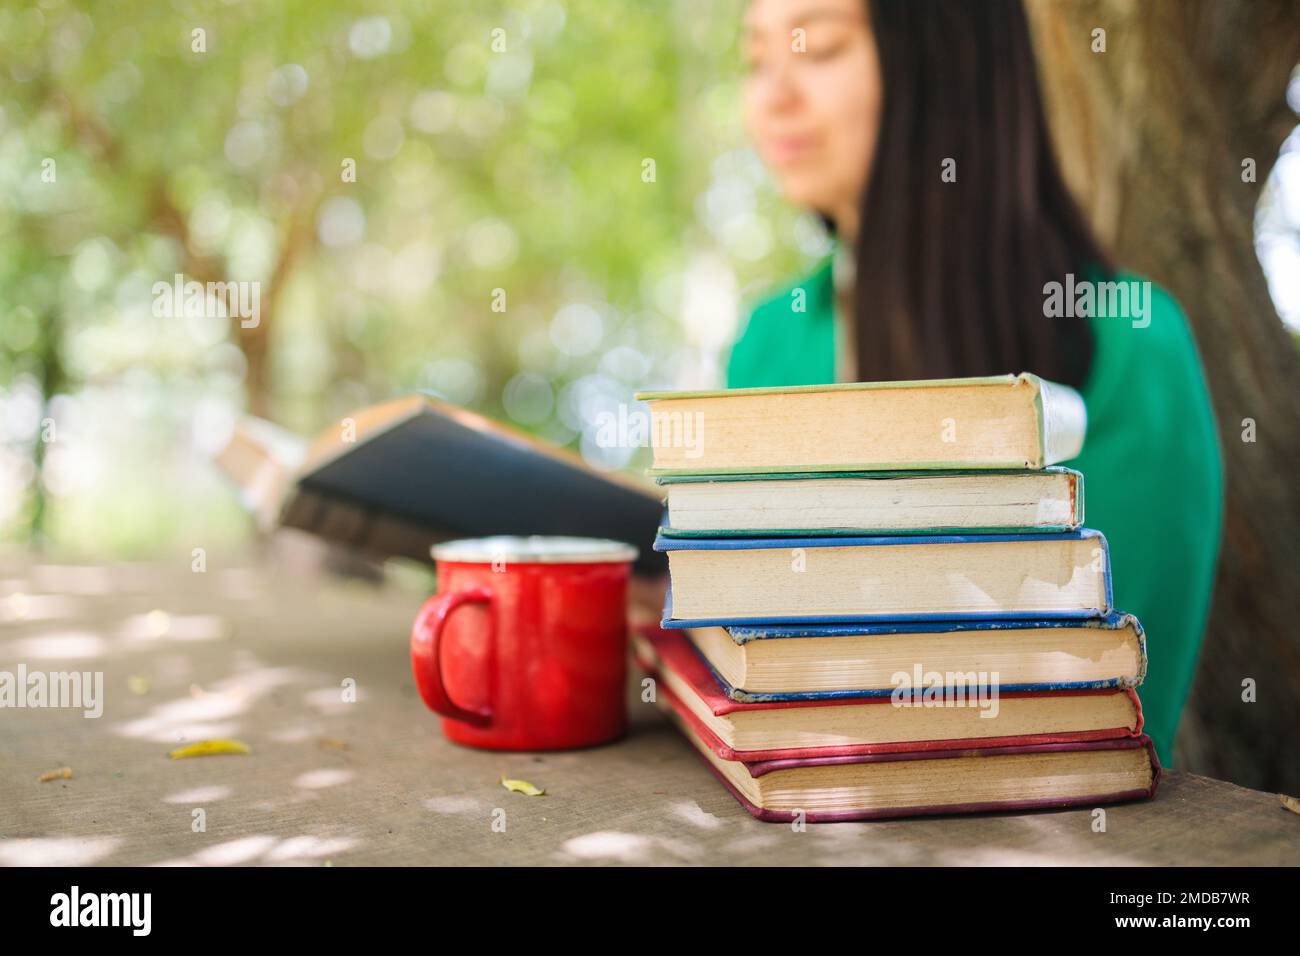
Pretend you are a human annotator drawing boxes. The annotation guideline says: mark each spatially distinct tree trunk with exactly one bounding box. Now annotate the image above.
[1027,0,1300,792]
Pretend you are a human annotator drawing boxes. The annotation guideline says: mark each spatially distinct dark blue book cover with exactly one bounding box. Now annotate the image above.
[691,612,1147,703]
[657,529,1112,626]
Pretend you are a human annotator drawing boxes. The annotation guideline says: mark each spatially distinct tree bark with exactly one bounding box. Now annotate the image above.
[1027,0,1300,792]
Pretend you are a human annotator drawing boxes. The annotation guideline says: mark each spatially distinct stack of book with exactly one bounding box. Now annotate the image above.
[634,374,1159,822]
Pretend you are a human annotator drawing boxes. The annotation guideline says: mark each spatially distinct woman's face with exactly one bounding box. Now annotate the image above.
[742,0,882,238]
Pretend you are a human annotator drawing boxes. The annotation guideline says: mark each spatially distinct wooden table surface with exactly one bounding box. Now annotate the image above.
[2,553,1296,866]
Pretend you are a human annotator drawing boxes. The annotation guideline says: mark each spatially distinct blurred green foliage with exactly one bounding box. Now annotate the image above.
[0,0,824,557]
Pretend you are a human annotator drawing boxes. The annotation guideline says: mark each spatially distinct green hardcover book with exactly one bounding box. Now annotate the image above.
[657,467,1083,537]
[635,372,1085,475]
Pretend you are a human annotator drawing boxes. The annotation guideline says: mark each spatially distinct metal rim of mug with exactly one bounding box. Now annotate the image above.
[430,535,639,565]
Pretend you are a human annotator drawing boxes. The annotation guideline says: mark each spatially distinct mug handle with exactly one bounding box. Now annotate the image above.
[410,587,494,728]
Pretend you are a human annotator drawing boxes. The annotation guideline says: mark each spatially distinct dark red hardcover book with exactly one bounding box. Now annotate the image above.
[636,629,1160,823]
[633,626,1144,762]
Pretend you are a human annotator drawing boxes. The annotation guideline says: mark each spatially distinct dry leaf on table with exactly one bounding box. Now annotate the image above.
[168,739,251,759]
[500,776,545,796]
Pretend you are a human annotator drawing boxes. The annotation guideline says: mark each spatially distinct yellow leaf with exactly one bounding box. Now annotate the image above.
[38,767,72,783]
[317,736,349,751]
[168,739,251,759]
[1280,794,1300,815]
[500,776,545,796]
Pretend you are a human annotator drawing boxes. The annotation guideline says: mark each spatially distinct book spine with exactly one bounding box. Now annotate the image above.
[1034,374,1088,465]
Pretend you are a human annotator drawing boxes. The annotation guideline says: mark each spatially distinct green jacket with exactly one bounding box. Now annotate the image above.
[726,251,1224,767]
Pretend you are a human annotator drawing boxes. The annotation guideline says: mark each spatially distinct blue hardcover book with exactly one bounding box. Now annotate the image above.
[680,611,1146,702]
[656,529,1111,627]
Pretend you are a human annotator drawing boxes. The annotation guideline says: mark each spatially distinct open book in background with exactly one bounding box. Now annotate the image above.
[213,415,306,531]
[214,395,667,574]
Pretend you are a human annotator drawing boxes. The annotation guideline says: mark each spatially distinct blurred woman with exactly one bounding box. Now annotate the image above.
[730,0,1223,765]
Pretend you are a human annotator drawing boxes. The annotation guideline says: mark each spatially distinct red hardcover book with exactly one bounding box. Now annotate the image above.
[633,627,1144,762]
[635,628,1160,823]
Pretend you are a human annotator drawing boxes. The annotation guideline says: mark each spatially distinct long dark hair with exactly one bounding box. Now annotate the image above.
[846,0,1109,389]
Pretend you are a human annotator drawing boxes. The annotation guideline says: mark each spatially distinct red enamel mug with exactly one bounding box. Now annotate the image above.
[410,535,638,750]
